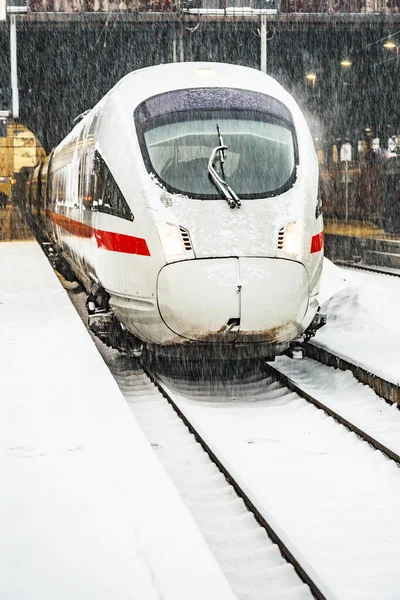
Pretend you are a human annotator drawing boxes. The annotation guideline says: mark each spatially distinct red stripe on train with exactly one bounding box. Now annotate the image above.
[94,229,150,255]
[46,210,92,238]
[310,231,324,253]
[46,210,150,256]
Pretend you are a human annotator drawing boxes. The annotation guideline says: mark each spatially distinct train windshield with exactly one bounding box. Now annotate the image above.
[135,88,298,200]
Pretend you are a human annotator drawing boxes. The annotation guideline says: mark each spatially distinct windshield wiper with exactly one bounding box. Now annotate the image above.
[208,125,241,209]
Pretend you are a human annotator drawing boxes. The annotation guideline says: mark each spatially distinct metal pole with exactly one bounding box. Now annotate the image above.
[345,159,349,221]
[260,14,267,74]
[10,14,19,119]
[179,27,184,62]
[173,30,177,63]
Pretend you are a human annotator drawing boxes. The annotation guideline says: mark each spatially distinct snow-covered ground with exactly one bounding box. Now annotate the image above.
[315,259,400,385]
[0,241,237,600]
[2,239,400,599]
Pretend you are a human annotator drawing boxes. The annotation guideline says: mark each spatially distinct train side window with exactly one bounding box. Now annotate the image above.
[93,151,133,221]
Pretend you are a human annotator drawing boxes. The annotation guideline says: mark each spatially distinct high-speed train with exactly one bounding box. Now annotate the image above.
[26,62,325,359]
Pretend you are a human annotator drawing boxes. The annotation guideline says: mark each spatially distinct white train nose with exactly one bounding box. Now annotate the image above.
[157,258,309,343]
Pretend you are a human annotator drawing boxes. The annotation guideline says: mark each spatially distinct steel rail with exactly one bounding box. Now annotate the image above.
[334,260,400,278]
[267,364,400,465]
[143,364,328,600]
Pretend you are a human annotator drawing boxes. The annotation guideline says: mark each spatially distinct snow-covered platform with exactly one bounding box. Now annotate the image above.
[0,241,236,600]
[315,259,400,385]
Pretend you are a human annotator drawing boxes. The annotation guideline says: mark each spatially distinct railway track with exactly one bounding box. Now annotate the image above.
[143,364,325,600]
[67,288,317,599]
[268,359,400,464]
[150,362,400,600]
[66,287,400,600]
[334,260,400,278]
[117,360,318,600]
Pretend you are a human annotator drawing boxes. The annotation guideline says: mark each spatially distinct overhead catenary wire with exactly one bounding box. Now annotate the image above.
[372,51,400,68]
[364,29,400,49]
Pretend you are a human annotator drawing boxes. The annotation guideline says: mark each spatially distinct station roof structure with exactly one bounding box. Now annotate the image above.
[0,3,399,150]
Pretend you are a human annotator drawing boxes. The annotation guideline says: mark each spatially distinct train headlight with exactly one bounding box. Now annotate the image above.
[157,222,185,260]
[284,222,302,256]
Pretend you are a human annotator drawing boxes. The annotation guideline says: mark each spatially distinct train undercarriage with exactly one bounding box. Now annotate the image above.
[40,239,326,362]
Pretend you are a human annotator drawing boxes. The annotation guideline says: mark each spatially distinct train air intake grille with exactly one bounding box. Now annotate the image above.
[179,226,193,251]
[277,227,285,250]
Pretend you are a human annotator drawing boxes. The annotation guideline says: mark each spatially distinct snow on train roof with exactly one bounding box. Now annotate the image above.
[111,62,297,112]
[59,63,311,159]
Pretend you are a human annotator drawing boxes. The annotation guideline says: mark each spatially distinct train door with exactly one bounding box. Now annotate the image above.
[77,108,103,281]
[39,160,49,225]
[45,151,56,242]
[78,150,97,280]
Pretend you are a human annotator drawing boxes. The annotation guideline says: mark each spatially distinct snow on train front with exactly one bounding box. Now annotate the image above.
[30,62,325,359]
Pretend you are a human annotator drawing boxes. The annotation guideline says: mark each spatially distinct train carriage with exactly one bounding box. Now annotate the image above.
[28,62,325,359]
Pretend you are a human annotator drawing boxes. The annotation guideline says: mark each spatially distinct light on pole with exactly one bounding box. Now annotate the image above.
[383,39,399,57]
[306,73,317,88]
[383,39,397,49]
